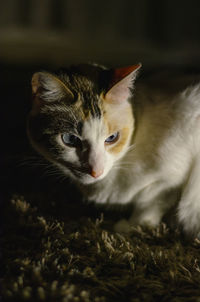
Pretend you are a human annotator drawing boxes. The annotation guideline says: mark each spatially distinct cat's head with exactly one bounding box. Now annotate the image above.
[27,63,141,184]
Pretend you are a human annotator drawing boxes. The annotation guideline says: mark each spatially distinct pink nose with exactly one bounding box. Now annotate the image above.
[90,169,104,178]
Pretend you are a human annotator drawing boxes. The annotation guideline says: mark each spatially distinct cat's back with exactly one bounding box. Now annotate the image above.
[129,71,200,186]
[137,70,200,95]
[136,71,200,127]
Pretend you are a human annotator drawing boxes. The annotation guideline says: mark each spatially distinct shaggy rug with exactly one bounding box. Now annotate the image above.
[2,182,200,302]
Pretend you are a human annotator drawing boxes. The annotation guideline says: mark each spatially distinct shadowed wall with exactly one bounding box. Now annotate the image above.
[1,0,200,67]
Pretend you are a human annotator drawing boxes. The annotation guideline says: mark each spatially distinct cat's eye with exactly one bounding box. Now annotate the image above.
[105,132,119,144]
[62,133,81,147]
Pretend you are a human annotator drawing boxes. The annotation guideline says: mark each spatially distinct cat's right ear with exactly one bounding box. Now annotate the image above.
[31,72,74,103]
[104,64,141,104]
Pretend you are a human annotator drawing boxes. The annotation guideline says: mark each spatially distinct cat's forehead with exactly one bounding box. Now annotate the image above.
[49,91,103,135]
[72,73,97,91]
[82,116,105,141]
[61,63,108,91]
[62,78,102,120]
[79,90,102,119]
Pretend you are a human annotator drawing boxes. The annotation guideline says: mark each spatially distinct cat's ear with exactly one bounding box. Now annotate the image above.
[31,72,74,102]
[104,63,141,104]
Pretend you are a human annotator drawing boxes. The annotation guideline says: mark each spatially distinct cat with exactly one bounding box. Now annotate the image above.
[27,63,200,237]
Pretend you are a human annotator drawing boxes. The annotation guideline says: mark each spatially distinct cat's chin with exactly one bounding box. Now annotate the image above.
[76,174,105,185]
[73,170,110,185]
[60,165,110,185]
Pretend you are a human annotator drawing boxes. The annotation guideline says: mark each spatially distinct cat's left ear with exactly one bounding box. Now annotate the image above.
[104,63,141,104]
[31,72,74,102]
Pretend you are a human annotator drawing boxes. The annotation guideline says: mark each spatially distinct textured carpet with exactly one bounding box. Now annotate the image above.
[2,191,200,302]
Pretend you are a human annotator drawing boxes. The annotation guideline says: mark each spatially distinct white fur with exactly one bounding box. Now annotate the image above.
[80,77,200,236]
[82,119,106,177]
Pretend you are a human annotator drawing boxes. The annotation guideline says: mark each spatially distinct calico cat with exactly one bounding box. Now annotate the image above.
[27,63,200,236]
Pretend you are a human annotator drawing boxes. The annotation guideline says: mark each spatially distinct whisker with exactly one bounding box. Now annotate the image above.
[112,166,130,171]
[114,162,133,167]
[18,153,75,185]
[17,154,67,179]
[126,144,136,152]
[17,155,49,167]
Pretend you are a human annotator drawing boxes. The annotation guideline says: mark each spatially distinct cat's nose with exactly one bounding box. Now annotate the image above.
[90,168,104,178]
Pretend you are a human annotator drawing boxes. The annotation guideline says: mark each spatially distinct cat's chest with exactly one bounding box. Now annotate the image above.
[85,142,191,205]
[85,168,158,205]
[84,158,159,204]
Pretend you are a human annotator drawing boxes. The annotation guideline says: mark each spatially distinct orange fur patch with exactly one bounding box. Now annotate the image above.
[109,127,131,154]
[103,100,134,155]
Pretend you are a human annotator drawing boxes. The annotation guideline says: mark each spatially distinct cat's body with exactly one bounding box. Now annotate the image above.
[28,64,200,236]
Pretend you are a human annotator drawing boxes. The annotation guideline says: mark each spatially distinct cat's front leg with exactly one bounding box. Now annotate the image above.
[114,182,170,233]
[114,202,163,233]
[178,155,200,237]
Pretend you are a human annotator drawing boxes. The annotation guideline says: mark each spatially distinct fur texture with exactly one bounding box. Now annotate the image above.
[27,64,200,236]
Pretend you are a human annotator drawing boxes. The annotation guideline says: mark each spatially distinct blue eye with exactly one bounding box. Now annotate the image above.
[62,133,81,147]
[105,132,119,144]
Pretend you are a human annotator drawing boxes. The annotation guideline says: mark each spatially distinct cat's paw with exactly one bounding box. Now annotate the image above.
[114,219,132,233]
[178,204,200,238]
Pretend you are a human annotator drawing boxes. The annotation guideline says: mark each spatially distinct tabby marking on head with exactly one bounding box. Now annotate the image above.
[28,63,140,184]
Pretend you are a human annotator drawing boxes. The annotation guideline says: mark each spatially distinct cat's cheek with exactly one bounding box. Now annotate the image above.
[58,165,75,180]
[62,150,79,164]
[56,136,80,164]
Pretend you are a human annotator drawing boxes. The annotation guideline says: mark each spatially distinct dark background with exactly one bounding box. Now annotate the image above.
[2,0,200,202]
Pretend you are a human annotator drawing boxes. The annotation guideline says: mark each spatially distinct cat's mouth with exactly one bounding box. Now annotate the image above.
[72,168,106,184]
[58,160,105,183]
